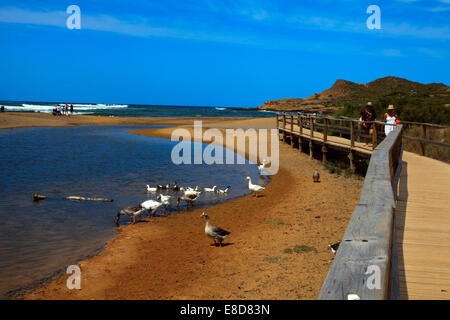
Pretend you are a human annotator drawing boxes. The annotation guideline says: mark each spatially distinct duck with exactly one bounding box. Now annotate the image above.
[313,170,320,183]
[32,193,47,201]
[171,181,180,191]
[146,185,158,192]
[245,176,265,197]
[204,186,217,193]
[200,212,230,247]
[177,193,200,208]
[157,184,168,190]
[115,205,146,225]
[216,186,230,194]
[140,199,163,217]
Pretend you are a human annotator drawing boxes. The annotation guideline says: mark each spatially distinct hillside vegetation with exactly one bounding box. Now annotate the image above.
[260,76,450,125]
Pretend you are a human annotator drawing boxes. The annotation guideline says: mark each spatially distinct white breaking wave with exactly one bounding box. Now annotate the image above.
[215,107,226,111]
[3,103,128,113]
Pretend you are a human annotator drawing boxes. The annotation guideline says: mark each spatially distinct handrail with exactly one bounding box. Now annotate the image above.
[317,125,403,300]
[276,112,449,156]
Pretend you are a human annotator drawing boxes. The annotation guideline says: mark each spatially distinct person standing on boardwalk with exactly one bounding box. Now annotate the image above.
[361,102,377,146]
[383,105,399,136]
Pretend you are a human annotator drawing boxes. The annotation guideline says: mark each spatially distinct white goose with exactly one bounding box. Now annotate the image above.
[180,188,201,197]
[204,186,217,193]
[245,176,265,197]
[258,159,269,175]
[140,199,163,217]
[157,194,172,214]
[146,185,158,193]
[216,186,230,194]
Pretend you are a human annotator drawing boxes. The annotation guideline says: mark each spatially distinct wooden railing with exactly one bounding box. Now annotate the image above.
[318,124,404,300]
[276,113,450,156]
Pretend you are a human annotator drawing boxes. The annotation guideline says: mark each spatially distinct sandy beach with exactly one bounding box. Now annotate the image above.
[1,112,363,300]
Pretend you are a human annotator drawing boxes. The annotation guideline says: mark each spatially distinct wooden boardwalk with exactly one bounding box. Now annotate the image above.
[396,151,450,300]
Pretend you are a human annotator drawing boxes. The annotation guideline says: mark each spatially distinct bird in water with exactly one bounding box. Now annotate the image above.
[32,193,47,201]
[177,193,199,208]
[115,205,145,225]
[328,241,340,255]
[200,212,230,247]
[313,170,320,183]
[140,199,163,217]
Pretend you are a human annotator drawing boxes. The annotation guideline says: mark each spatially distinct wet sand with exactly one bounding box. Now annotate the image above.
[1,112,363,300]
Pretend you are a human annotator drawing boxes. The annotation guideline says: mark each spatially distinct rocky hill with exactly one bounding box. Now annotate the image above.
[258,77,450,119]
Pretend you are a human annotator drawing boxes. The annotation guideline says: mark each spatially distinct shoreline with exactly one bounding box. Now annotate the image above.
[1,113,363,300]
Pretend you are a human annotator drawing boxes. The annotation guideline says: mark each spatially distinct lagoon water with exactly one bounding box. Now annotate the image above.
[0,125,264,298]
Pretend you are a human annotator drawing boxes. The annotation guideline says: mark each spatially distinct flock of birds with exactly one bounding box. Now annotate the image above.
[115,176,267,226]
[114,163,335,252]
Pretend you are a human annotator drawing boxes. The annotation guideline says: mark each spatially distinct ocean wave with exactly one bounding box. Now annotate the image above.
[2,103,128,113]
[215,107,226,111]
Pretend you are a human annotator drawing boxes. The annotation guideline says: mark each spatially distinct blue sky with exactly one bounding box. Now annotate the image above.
[0,0,449,107]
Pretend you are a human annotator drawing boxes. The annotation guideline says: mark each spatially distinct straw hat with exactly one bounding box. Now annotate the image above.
[387,105,395,110]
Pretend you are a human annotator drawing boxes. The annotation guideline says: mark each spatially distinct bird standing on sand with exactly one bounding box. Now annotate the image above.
[140,199,163,217]
[200,212,230,247]
[313,170,320,183]
[115,205,145,225]
[245,176,265,197]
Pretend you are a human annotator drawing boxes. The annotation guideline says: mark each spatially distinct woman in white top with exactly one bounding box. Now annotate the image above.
[383,105,398,136]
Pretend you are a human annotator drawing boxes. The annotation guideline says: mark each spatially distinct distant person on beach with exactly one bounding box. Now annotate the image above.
[383,105,399,136]
[1,106,4,112]
[361,102,377,146]
[70,104,74,115]
[65,103,69,116]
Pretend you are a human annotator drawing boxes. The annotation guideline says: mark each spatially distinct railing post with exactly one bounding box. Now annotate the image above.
[323,118,328,143]
[276,113,279,129]
[290,115,294,132]
[350,121,355,148]
[372,123,378,149]
[310,117,314,138]
[420,124,426,156]
[299,116,303,135]
[339,120,343,138]
[283,114,286,129]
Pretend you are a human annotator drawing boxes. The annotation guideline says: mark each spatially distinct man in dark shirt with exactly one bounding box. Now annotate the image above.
[361,102,377,146]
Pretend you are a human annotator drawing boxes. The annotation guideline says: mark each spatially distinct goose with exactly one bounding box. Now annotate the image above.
[157,194,172,214]
[115,205,146,225]
[140,199,163,217]
[216,186,230,194]
[176,193,199,208]
[204,186,217,193]
[180,188,201,197]
[258,159,269,175]
[200,212,230,247]
[328,242,340,255]
[146,185,158,192]
[157,184,168,190]
[245,176,265,197]
[313,170,320,183]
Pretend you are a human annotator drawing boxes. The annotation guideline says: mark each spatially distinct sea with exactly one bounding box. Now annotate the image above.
[0,101,276,118]
[0,102,271,299]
